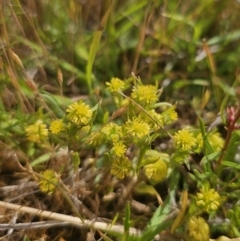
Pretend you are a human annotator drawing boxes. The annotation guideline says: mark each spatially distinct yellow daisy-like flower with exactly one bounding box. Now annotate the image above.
[50,119,65,134]
[111,156,132,179]
[144,159,168,184]
[161,107,178,125]
[26,120,48,143]
[110,142,127,157]
[187,216,209,241]
[101,122,123,142]
[106,78,125,92]
[125,118,150,140]
[89,131,105,146]
[196,188,221,213]
[39,169,58,194]
[66,101,93,126]
[131,85,158,106]
[173,128,196,152]
[139,110,163,130]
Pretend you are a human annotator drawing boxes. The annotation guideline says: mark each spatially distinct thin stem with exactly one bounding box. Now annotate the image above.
[216,106,240,168]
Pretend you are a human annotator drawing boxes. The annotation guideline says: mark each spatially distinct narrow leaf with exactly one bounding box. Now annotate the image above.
[86,1,113,91]
[170,190,188,233]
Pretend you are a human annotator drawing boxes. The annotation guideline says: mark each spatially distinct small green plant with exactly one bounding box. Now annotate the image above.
[15,75,240,240]
[1,1,240,240]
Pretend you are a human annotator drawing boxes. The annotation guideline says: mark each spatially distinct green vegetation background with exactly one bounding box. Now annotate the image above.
[1,0,240,241]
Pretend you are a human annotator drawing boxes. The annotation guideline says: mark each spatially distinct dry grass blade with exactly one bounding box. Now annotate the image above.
[0,201,143,237]
[0,221,71,230]
[0,201,237,241]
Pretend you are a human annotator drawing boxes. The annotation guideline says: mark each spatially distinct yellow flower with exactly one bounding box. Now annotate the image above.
[66,101,93,126]
[101,122,123,142]
[208,132,224,152]
[131,85,159,106]
[39,169,58,194]
[187,216,209,241]
[196,188,221,213]
[125,118,150,140]
[111,157,132,179]
[106,78,125,92]
[139,110,163,130]
[161,107,178,125]
[26,120,48,143]
[144,159,168,184]
[89,131,105,146]
[50,119,65,134]
[173,128,196,152]
[110,142,127,157]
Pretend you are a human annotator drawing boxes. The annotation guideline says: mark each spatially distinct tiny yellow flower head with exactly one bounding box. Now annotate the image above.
[125,118,150,141]
[208,132,224,152]
[39,169,58,194]
[106,78,125,93]
[196,188,221,213]
[110,142,127,157]
[187,216,209,241]
[139,110,163,131]
[161,107,178,125]
[144,159,168,184]
[101,122,123,143]
[150,110,164,128]
[131,85,158,106]
[26,120,48,143]
[89,131,105,146]
[50,119,65,134]
[66,101,93,126]
[173,128,196,152]
[111,156,132,179]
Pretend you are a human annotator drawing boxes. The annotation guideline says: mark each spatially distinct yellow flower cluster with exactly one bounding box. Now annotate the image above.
[144,159,168,184]
[66,100,92,126]
[50,119,65,134]
[187,216,209,241]
[106,78,125,93]
[111,156,132,179]
[161,107,178,125]
[110,142,127,157]
[208,132,224,152]
[39,169,58,194]
[138,110,163,131]
[26,120,48,143]
[131,84,159,106]
[173,128,196,151]
[125,118,150,141]
[195,188,221,213]
[101,122,123,143]
[173,128,203,152]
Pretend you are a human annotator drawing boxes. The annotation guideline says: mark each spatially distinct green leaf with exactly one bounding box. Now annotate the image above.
[71,152,81,172]
[198,117,214,154]
[222,161,240,170]
[135,182,163,205]
[138,149,169,168]
[31,153,52,167]
[153,102,172,109]
[121,202,131,241]
[39,90,65,117]
[201,151,221,165]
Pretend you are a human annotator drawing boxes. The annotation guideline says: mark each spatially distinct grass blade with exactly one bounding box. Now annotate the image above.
[86,0,113,91]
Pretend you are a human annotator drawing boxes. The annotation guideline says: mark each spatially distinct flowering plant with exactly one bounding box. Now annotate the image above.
[21,75,240,240]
